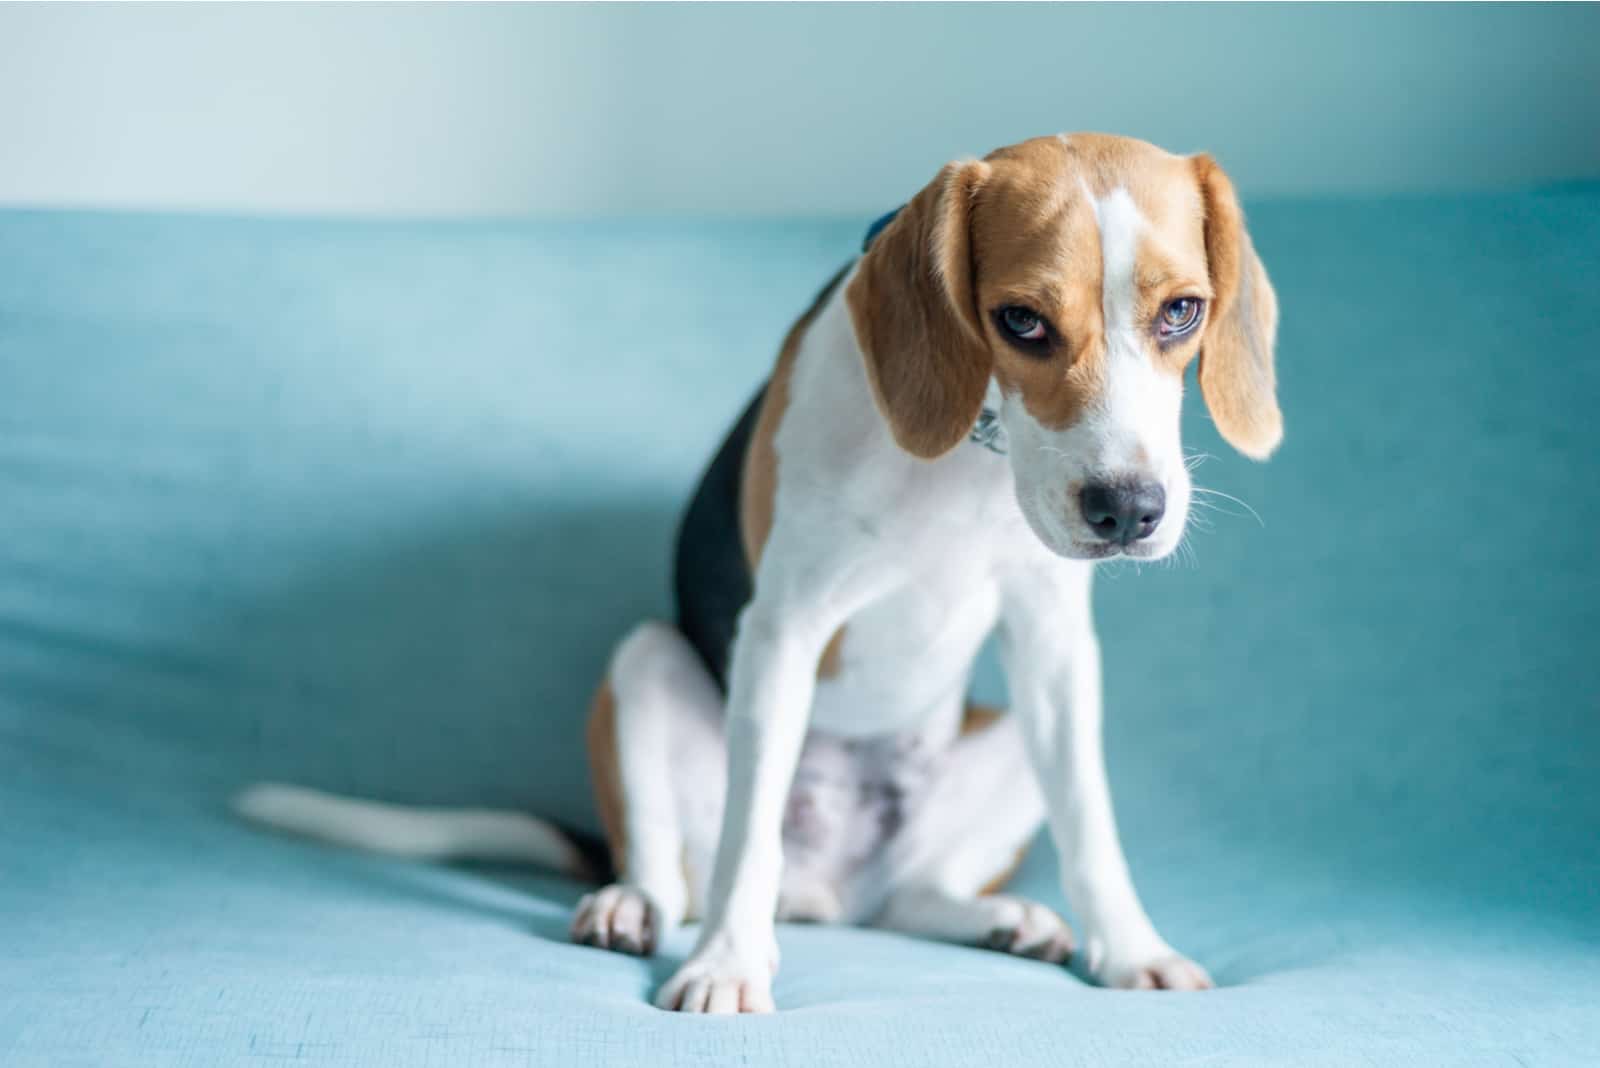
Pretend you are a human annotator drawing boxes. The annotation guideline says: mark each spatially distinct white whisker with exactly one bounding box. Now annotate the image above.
[1191,485,1264,527]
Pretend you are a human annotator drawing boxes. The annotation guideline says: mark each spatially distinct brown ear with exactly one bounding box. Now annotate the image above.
[1193,154,1282,460]
[846,160,993,459]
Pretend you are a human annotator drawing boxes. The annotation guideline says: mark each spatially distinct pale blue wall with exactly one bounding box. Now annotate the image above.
[2,3,1596,217]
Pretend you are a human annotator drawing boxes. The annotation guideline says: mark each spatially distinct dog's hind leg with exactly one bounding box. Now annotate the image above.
[574,621,726,956]
[871,705,1071,963]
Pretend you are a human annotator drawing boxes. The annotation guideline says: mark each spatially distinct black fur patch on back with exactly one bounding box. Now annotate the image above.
[672,384,765,693]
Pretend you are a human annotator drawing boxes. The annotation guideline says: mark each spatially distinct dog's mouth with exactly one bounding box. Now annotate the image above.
[1060,540,1122,561]
[1021,507,1152,563]
[1049,515,1187,561]
[1058,540,1166,562]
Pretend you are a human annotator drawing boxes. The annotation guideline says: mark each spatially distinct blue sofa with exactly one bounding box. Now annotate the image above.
[2,191,1596,1066]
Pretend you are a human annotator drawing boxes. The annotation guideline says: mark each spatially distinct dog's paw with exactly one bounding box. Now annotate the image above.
[570,884,660,956]
[1097,948,1213,991]
[979,896,1075,964]
[655,935,776,1014]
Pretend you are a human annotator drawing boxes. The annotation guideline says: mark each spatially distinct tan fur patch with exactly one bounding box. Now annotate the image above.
[1191,154,1283,458]
[977,857,1028,898]
[846,160,994,459]
[816,628,847,679]
[959,700,1005,736]
[972,137,1106,430]
[585,679,628,875]
[741,265,851,678]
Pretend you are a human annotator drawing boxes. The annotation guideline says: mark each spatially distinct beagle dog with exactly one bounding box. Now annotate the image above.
[236,133,1280,1015]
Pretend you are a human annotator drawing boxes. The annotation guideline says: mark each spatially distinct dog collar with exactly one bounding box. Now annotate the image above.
[862,208,1006,456]
[970,407,1006,455]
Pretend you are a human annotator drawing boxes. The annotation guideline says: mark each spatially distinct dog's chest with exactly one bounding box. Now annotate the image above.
[792,387,1026,737]
[807,538,1004,738]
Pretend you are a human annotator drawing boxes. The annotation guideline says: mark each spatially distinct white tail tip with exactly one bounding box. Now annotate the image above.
[232,782,588,876]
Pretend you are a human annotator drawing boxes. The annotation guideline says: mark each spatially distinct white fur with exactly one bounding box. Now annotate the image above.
[232,784,587,872]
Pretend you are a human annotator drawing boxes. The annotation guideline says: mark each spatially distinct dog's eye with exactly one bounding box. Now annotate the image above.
[998,306,1048,344]
[1159,297,1204,337]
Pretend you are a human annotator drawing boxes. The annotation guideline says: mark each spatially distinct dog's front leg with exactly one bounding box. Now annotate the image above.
[1000,572,1214,991]
[654,597,834,1014]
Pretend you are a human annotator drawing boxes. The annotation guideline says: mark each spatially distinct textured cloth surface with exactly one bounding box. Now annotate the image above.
[1,194,1597,1066]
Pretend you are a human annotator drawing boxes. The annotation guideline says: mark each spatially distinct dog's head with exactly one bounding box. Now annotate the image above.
[846,134,1280,561]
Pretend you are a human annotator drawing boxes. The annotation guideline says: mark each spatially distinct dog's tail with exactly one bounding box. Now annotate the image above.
[232,783,604,878]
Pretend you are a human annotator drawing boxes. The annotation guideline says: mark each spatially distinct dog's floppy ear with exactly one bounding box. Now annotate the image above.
[1192,154,1282,460]
[847,160,993,459]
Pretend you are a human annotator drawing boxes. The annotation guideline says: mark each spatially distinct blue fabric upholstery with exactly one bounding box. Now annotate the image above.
[2,193,1596,1066]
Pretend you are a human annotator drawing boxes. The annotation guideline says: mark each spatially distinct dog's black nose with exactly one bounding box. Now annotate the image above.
[1079,481,1165,545]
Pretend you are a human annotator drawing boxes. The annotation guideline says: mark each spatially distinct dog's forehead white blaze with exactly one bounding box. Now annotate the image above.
[1089,184,1142,336]
[1085,185,1183,475]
